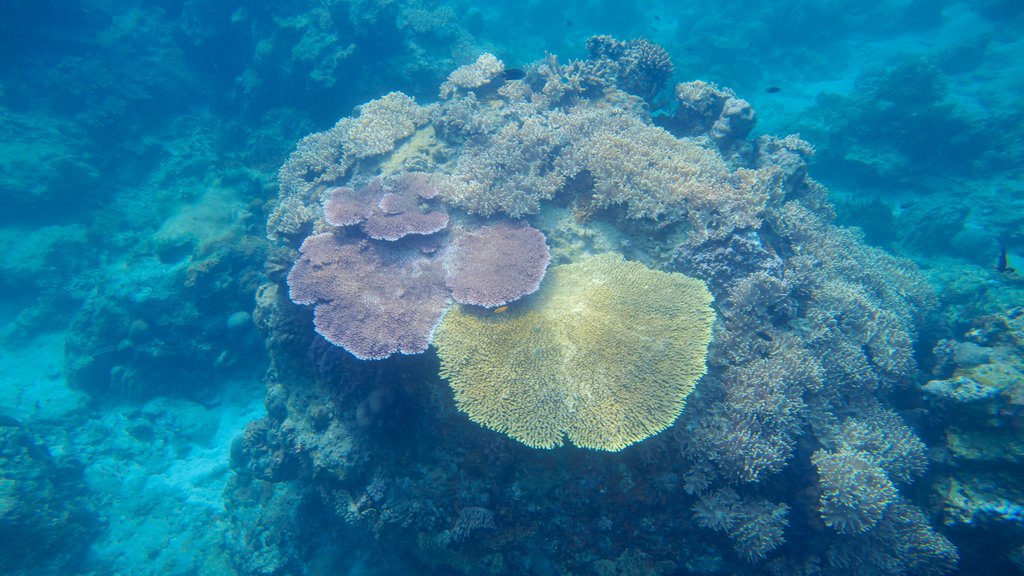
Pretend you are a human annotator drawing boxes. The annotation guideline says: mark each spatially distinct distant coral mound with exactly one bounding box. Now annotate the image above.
[434,253,714,451]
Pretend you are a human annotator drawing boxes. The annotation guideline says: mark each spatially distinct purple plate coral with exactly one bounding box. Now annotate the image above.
[445,220,550,308]
[324,173,449,241]
[287,233,449,360]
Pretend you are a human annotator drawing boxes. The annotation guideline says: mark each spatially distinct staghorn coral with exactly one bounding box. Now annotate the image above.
[535,52,619,105]
[348,92,433,159]
[435,113,568,218]
[444,220,550,308]
[813,448,897,535]
[434,253,714,451]
[558,106,777,239]
[269,118,353,240]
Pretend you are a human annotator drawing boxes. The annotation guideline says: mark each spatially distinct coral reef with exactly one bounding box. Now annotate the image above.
[439,53,505,98]
[348,92,433,159]
[805,57,982,190]
[288,170,553,358]
[248,37,956,575]
[813,448,898,534]
[65,186,267,399]
[269,93,434,241]
[922,307,1024,567]
[585,35,675,102]
[435,253,714,451]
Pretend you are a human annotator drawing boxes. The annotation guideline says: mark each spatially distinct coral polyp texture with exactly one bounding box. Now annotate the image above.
[434,253,714,451]
[324,173,449,240]
[444,220,550,308]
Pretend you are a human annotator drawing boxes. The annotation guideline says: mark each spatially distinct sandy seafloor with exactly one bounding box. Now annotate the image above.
[1,1,1023,575]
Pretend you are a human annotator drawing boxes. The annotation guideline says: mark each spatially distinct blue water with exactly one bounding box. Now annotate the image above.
[1,1,1023,574]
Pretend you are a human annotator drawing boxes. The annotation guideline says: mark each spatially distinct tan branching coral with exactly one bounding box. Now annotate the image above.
[558,109,774,239]
[348,92,432,158]
[435,114,568,217]
[439,53,504,99]
[434,252,715,451]
[269,118,353,240]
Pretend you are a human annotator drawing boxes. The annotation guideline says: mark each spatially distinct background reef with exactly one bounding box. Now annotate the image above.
[1,1,1023,575]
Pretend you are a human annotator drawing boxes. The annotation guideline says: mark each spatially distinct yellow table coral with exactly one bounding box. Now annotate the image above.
[434,252,715,451]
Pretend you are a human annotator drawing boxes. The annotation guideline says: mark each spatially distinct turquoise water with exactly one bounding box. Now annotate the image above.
[1,1,1023,574]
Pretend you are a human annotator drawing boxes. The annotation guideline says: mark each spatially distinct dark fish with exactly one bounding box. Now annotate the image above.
[766,86,781,94]
[998,244,1015,273]
[566,19,573,27]
[654,15,662,21]
[502,68,526,81]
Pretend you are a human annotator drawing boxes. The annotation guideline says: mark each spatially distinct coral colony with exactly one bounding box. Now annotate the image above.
[249,36,958,575]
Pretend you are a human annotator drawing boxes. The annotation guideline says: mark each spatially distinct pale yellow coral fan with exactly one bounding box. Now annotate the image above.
[434,252,715,451]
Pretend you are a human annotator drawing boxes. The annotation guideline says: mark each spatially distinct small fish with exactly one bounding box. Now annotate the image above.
[566,19,573,27]
[997,244,1015,274]
[766,86,781,94]
[493,306,509,314]
[654,15,662,21]
[502,68,525,81]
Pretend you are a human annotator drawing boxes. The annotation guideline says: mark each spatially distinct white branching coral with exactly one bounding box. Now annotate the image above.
[439,53,505,99]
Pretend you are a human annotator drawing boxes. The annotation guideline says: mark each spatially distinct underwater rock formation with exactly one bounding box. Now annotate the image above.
[923,307,1024,562]
[247,37,955,575]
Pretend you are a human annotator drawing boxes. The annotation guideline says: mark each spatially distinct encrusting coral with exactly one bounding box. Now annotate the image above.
[434,252,715,451]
